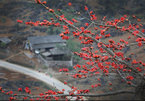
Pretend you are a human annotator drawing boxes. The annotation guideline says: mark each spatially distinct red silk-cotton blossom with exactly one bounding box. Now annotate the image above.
[68,2,72,6]
[59,68,69,72]
[126,76,134,80]
[35,0,41,4]
[84,6,88,11]
[17,20,23,23]
[14,1,145,100]
[42,1,47,4]
[35,0,46,4]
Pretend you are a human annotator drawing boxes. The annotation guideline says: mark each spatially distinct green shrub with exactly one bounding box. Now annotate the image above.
[0,42,7,48]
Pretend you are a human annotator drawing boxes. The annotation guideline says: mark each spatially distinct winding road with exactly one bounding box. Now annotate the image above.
[0,60,72,94]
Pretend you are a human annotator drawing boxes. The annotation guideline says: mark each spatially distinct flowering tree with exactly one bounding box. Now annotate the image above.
[1,0,145,100]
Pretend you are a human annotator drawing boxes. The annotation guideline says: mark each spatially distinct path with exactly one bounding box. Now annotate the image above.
[0,60,72,94]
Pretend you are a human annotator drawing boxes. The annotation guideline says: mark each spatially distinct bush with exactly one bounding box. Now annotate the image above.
[0,42,7,48]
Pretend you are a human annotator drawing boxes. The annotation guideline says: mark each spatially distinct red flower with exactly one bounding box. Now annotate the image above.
[57,91,63,94]
[128,36,131,39]
[59,68,69,72]
[136,67,142,72]
[105,33,111,38]
[136,25,139,29]
[62,35,69,40]
[98,83,101,86]
[0,87,2,90]
[9,97,15,101]
[91,14,97,20]
[138,42,142,47]
[54,23,60,27]
[93,27,98,31]
[1,90,5,93]
[84,6,88,11]
[109,83,112,86]
[103,69,109,73]
[25,87,31,94]
[120,17,125,22]
[132,15,136,18]
[91,85,94,88]
[84,89,89,93]
[109,39,115,43]
[17,20,23,23]
[95,35,102,40]
[85,23,89,26]
[68,2,72,6]
[59,33,64,37]
[35,0,41,4]
[64,82,67,84]
[142,29,145,33]
[137,19,141,22]
[42,1,47,4]
[49,9,54,13]
[127,81,132,85]
[9,91,13,94]
[103,16,106,20]
[90,11,93,14]
[124,15,127,18]
[72,18,78,23]
[18,88,22,92]
[126,76,134,80]
[62,89,65,91]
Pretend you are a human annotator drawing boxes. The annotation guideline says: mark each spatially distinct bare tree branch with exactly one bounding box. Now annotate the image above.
[39,3,145,80]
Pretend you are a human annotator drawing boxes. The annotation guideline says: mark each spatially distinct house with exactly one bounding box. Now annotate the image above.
[26,35,72,67]
[0,37,11,48]
[26,35,66,51]
[0,37,11,44]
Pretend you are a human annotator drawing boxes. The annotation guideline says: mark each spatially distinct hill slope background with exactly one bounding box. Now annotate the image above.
[0,0,145,36]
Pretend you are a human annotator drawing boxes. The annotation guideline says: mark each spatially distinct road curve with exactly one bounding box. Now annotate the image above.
[0,60,72,94]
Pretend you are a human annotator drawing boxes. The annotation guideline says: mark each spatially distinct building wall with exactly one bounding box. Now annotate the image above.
[47,60,73,67]
[37,54,73,68]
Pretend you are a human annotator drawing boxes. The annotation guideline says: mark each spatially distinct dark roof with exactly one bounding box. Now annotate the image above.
[0,37,11,44]
[27,35,66,45]
[32,43,66,49]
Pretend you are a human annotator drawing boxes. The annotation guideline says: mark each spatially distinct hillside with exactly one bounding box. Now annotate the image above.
[0,68,56,100]
[0,0,145,100]
[1,0,145,37]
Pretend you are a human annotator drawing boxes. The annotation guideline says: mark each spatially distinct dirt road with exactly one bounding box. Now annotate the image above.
[0,60,72,94]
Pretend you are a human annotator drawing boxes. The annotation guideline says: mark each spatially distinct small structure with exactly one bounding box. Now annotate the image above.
[26,35,66,51]
[26,35,72,67]
[0,37,11,44]
[0,37,11,48]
